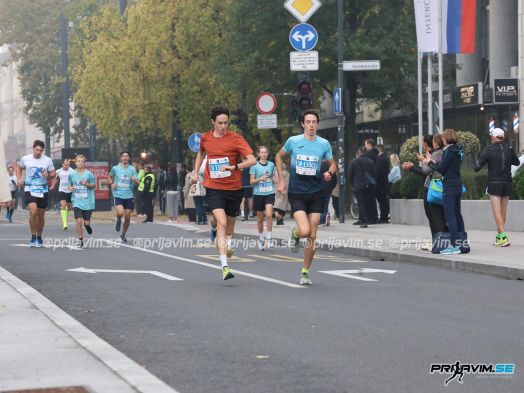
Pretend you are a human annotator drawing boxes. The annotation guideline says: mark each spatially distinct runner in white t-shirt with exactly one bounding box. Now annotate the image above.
[16,140,56,247]
[6,166,18,223]
[52,158,73,230]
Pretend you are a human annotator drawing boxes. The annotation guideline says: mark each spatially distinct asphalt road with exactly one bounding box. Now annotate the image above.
[0,215,523,393]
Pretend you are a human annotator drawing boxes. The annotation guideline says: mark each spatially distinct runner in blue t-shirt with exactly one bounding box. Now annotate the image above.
[108,151,139,243]
[69,155,96,248]
[276,110,336,285]
[249,146,276,250]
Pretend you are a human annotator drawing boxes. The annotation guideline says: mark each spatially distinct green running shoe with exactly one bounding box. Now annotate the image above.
[222,266,235,280]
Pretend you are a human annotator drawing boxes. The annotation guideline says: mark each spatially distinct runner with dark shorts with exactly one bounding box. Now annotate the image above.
[250,146,276,250]
[108,152,139,243]
[276,110,336,285]
[474,127,520,246]
[16,140,56,247]
[192,105,256,280]
[52,158,73,230]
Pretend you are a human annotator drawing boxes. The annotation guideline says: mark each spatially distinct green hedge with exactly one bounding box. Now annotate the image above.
[461,170,488,200]
[399,173,424,199]
[514,169,524,199]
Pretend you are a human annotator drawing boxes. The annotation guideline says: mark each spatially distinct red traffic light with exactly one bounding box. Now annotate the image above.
[298,96,313,110]
[297,80,312,95]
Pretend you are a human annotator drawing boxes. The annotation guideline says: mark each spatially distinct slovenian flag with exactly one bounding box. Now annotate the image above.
[442,0,477,54]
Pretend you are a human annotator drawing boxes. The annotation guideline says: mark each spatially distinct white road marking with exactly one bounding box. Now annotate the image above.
[0,265,180,393]
[120,244,305,289]
[318,268,397,282]
[67,267,183,281]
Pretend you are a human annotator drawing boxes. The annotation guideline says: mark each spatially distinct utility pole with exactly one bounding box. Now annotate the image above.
[337,0,346,223]
[60,13,70,148]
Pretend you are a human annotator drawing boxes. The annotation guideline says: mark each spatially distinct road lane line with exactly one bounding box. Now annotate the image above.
[119,244,305,289]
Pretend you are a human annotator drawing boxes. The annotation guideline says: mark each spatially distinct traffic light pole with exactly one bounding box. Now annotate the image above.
[336,0,346,223]
[60,13,70,149]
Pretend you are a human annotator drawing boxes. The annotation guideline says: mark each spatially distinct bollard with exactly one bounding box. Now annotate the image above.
[166,190,179,219]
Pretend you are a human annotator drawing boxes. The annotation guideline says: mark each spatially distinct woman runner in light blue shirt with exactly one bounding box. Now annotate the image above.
[250,146,276,250]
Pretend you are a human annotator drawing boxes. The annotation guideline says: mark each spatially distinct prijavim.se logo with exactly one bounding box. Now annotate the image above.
[430,361,515,386]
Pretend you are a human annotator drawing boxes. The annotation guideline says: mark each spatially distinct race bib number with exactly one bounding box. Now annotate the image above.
[295,154,319,176]
[209,157,231,179]
[30,185,46,198]
[74,185,88,199]
[117,175,130,188]
[259,180,273,193]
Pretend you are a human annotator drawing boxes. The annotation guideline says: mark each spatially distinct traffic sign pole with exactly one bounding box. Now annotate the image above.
[337,0,346,223]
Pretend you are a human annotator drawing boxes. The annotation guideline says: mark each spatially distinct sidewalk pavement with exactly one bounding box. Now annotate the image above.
[0,266,178,393]
[230,218,524,280]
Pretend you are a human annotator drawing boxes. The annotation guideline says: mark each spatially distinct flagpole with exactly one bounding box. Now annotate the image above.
[428,54,433,135]
[418,51,423,153]
[438,0,444,134]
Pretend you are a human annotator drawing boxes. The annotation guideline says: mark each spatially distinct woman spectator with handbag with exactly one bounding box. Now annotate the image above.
[420,129,467,255]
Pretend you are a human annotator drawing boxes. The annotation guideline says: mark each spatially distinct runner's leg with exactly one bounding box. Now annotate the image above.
[489,195,504,234]
[303,213,321,271]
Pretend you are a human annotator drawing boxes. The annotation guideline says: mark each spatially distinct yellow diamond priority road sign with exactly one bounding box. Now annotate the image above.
[284,0,322,23]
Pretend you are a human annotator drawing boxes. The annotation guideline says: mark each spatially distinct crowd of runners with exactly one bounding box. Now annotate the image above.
[3,104,523,284]
[2,105,335,286]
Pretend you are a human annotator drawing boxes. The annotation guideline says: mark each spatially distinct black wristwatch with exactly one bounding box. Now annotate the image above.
[235,164,242,171]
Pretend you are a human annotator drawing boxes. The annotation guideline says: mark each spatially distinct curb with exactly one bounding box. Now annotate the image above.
[228,230,524,281]
[0,266,180,393]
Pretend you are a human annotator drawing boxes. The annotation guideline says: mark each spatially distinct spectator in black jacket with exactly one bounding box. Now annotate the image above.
[421,129,466,255]
[364,138,378,163]
[319,160,337,226]
[348,147,377,228]
[376,145,390,223]
[474,128,520,247]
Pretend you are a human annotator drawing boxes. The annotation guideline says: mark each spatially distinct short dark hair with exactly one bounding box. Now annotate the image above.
[358,146,367,155]
[33,140,45,149]
[423,135,433,147]
[120,151,131,157]
[210,105,230,121]
[364,138,376,147]
[300,110,320,124]
[376,144,385,153]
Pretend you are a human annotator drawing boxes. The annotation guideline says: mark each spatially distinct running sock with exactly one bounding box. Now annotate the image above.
[301,267,309,275]
[266,232,272,240]
[60,209,68,226]
[259,233,265,241]
[219,255,228,268]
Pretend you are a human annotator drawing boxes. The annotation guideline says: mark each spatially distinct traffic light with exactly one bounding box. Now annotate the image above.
[297,78,313,111]
[289,96,300,123]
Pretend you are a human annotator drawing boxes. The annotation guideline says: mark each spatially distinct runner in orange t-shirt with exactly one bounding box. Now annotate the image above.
[192,105,256,280]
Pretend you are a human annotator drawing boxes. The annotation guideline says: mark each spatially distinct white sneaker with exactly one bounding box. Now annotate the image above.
[258,239,265,251]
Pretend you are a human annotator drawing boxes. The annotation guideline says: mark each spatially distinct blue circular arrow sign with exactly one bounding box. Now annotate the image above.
[289,23,318,52]
[188,133,202,153]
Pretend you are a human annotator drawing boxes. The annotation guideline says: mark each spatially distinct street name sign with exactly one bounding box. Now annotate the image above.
[342,60,381,71]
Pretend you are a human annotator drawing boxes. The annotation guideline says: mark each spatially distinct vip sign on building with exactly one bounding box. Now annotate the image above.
[494,79,519,104]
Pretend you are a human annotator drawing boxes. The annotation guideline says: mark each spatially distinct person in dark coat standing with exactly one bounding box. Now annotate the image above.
[348,147,377,228]
[363,139,379,223]
[375,145,390,223]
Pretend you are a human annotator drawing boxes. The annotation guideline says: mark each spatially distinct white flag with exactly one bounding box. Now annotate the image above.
[0,138,13,203]
[414,0,438,53]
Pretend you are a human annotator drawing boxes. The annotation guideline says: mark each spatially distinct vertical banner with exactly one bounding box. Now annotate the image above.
[442,0,477,54]
[0,139,12,203]
[85,161,110,200]
[414,0,438,53]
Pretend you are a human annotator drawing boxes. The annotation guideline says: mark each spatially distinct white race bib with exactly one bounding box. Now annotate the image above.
[117,175,130,188]
[259,180,273,193]
[209,157,231,179]
[74,185,88,199]
[295,154,319,176]
[30,185,46,198]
